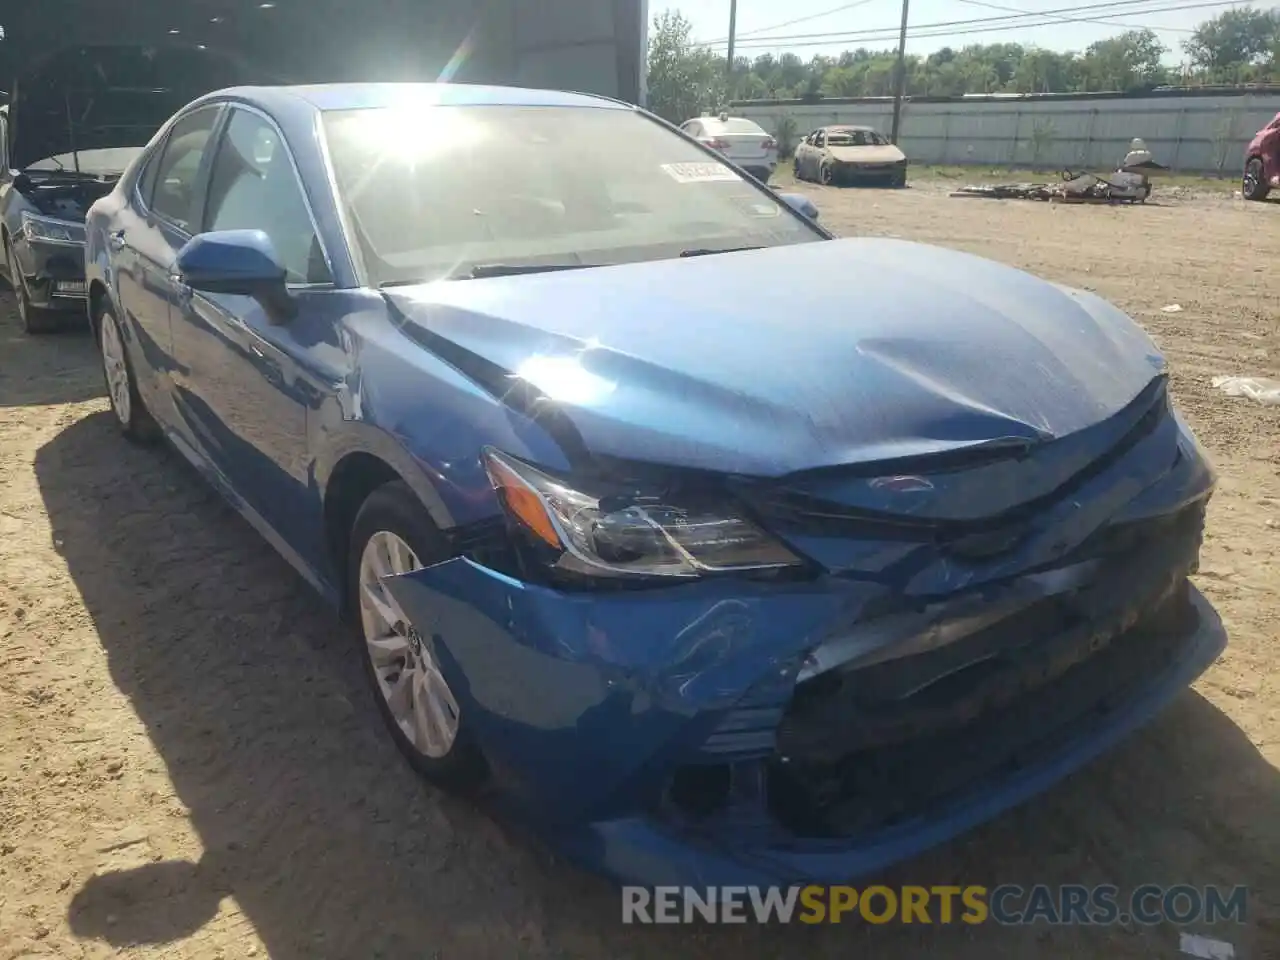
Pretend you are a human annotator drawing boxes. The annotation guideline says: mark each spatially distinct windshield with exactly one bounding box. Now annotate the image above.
[322,103,822,285]
[828,130,887,147]
[26,146,147,176]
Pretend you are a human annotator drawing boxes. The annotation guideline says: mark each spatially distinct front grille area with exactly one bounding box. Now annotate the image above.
[765,500,1206,839]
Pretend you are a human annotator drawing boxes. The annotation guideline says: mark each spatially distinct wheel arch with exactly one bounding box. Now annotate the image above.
[321,447,456,620]
[87,279,110,336]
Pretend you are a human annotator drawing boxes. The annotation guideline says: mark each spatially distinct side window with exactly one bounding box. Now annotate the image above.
[135,144,164,208]
[684,121,702,137]
[815,132,826,148]
[203,108,330,284]
[150,108,221,230]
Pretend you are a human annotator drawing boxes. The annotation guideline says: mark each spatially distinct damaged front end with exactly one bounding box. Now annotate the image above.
[381,377,1224,887]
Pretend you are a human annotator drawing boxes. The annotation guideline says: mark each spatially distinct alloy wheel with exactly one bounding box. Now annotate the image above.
[357,530,461,758]
[100,312,133,426]
[1243,158,1265,200]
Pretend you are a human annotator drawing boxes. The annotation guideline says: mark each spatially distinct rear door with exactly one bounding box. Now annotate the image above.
[113,104,225,427]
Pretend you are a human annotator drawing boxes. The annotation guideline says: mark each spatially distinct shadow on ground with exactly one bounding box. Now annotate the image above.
[19,334,1276,959]
[0,293,103,408]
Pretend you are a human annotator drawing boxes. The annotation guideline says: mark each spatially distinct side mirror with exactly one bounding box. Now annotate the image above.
[777,192,819,221]
[176,229,295,321]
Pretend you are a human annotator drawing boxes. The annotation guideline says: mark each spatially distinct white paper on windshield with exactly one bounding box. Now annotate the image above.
[660,162,741,184]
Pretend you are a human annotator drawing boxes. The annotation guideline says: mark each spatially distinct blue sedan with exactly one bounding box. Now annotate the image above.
[85,82,1225,888]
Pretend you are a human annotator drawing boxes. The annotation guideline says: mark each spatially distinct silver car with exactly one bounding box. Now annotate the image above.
[794,125,908,187]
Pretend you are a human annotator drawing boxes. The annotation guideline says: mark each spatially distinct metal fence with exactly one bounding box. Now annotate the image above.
[733,91,1280,174]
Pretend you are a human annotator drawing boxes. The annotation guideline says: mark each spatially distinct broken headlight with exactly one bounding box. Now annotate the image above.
[20,212,86,246]
[482,449,803,579]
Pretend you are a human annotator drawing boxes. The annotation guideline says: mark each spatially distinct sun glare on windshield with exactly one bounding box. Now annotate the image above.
[344,98,487,165]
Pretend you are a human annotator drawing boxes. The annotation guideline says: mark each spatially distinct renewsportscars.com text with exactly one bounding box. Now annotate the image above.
[621,884,1249,925]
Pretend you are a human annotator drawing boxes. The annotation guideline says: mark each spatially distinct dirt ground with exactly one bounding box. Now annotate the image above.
[1,179,1277,960]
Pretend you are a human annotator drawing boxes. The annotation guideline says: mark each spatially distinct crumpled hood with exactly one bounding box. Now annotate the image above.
[829,144,906,164]
[384,238,1166,477]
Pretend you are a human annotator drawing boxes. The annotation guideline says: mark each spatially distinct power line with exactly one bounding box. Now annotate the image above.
[701,0,1238,47]
[954,0,1198,33]
[705,0,879,44]
[706,0,1220,44]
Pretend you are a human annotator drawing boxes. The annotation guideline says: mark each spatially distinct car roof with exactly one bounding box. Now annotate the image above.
[824,125,877,133]
[208,82,630,115]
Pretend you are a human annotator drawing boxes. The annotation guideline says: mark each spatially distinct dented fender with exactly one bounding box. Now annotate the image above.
[383,558,872,823]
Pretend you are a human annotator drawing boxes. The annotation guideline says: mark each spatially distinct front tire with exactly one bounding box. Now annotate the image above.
[98,304,160,443]
[1243,157,1270,201]
[819,162,835,186]
[348,481,487,790]
[7,242,58,335]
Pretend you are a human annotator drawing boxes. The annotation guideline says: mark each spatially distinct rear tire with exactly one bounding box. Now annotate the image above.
[97,303,160,443]
[1243,157,1269,202]
[348,481,487,791]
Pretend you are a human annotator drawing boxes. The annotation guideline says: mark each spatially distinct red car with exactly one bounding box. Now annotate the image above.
[1243,111,1280,201]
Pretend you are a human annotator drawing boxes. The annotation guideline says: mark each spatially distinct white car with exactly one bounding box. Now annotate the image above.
[679,113,778,182]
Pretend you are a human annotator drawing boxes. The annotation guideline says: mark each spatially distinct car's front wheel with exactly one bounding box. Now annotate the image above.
[1243,157,1270,201]
[98,304,160,443]
[7,241,58,335]
[819,162,835,186]
[348,481,487,790]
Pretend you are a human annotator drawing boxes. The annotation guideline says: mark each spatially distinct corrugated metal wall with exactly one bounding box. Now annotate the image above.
[735,93,1280,173]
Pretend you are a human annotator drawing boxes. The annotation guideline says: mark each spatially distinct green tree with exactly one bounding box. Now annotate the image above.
[679,6,1279,105]
[1183,7,1279,72]
[645,11,725,123]
[1081,29,1168,91]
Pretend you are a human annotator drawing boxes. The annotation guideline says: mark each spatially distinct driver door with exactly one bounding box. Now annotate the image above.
[168,105,337,564]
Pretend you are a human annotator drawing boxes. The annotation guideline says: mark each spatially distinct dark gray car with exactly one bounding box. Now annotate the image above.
[0,45,254,333]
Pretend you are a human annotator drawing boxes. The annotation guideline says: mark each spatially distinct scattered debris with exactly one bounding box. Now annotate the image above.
[1179,932,1235,960]
[1162,304,1184,313]
[951,136,1171,203]
[1212,375,1280,406]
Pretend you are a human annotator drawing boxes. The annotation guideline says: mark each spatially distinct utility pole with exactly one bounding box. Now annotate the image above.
[725,0,738,94]
[889,0,910,144]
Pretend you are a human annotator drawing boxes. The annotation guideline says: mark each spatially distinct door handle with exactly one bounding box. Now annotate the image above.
[107,230,126,252]
[168,272,193,305]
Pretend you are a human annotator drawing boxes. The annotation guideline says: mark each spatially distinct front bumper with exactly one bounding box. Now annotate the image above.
[384,523,1224,886]
[11,236,88,311]
[835,161,907,183]
[559,588,1223,886]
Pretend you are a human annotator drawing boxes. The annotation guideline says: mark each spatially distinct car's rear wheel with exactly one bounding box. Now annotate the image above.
[348,481,486,790]
[1243,157,1269,201]
[98,304,160,443]
[6,241,58,335]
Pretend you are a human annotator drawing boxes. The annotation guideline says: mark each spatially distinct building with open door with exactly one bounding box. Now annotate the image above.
[0,0,647,331]
[1,0,648,103]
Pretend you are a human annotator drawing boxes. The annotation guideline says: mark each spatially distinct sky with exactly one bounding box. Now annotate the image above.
[664,0,1255,66]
